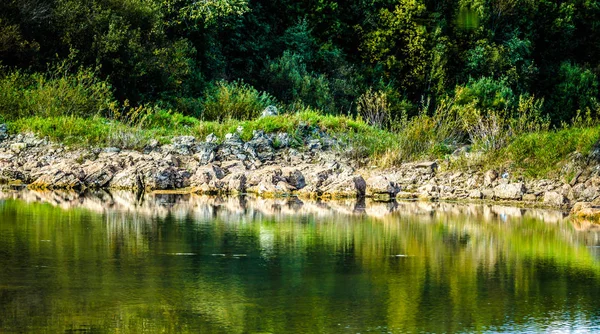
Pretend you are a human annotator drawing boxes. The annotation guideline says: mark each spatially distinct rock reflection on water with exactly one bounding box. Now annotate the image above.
[0,189,600,333]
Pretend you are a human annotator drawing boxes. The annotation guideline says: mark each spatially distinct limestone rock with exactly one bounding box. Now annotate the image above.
[320,175,366,198]
[366,175,401,198]
[543,191,568,206]
[261,105,279,117]
[468,190,483,199]
[493,183,525,200]
[484,170,498,187]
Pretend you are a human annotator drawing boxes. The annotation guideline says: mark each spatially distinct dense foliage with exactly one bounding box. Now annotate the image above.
[1,0,599,122]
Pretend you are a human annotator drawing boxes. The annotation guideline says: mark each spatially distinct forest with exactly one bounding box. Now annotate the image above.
[1,0,600,173]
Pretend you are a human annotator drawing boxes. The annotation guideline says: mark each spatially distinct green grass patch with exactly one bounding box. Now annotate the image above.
[493,126,600,178]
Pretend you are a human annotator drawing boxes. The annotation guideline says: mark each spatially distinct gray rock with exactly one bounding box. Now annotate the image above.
[276,133,291,148]
[227,173,247,193]
[171,136,196,155]
[194,143,217,165]
[261,105,279,117]
[523,194,538,202]
[415,162,438,174]
[104,147,121,153]
[286,170,306,189]
[110,168,144,191]
[481,189,495,199]
[320,175,366,198]
[484,170,498,186]
[244,130,274,162]
[468,190,483,199]
[543,191,568,206]
[0,168,28,184]
[205,133,218,144]
[366,175,401,198]
[82,163,118,188]
[580,186,600,202]
[493,183,526,200]
[10,143,27,153]
[0,124,8,141]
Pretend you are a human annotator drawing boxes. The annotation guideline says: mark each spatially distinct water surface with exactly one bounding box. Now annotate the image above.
[1,190,600,333]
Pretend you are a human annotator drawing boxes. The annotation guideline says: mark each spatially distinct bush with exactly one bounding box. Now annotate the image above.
[267,51,334,113]
[200,81,277,121]
[356,88,391,128]
[0,65,115,120]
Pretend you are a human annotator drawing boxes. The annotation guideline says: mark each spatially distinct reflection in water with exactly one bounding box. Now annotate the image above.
[0,189,599,333]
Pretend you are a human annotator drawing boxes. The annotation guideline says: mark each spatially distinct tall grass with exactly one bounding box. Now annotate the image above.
[0,65,115,119]
[200,81,277,121]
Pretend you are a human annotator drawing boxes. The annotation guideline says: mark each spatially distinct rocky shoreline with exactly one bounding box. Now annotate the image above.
[1,123,600,218]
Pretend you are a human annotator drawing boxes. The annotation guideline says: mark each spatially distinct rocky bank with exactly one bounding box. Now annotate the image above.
[1,122,600,217]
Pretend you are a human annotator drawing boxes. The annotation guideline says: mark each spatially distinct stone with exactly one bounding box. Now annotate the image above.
[244,130,274,162]
[205,133,218,144]
[194,143,217,165]
[30,167,84,190]
[568,183,586,202]
[286,170,306,190]
[110,168,144,190]
[571,202,600,220]
[522,194,538,202]
[468,190,483,199]
[481,189,495,199]
[104,147,121,153]
[10,142,27,153]
[366,175,401,198]
[261,105,279,117]
[82,163,118,188]
[171,136,196,155]
[0,168,28,184]
[0,124,7,141]
[227,173,247,193]
[484,170,498,186]
[493,183,525,200]
[320,175,366,198]
[543,191,568,206]
[415,161,438,174]
[276,133,291,148]
[580,186,600,202]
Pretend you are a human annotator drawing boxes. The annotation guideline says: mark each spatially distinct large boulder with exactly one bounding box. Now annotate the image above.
[261,105,279,117]
[493,183,526,200]
[320,175,366,198]
[81,162,119,189]
[29,163,84,190]
[285,169,306,189]
[543,191,568,207]
[484,170,499,187]
[110,168,144,191]
[244,130,274,162]
[171,136,197,155]
[366,175,401,199]
[0,167,29,184]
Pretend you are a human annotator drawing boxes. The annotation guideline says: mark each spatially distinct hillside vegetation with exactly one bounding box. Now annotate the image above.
[1,0,600,178]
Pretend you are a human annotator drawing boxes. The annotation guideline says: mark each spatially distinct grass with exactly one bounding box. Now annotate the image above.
[8,110,600,180]
[2,66,599,178]
[6,111,402,156]
[489,126,600,178]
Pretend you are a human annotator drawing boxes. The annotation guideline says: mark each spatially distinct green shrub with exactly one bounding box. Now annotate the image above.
[0,65,115,120]
[356,88,391,128]
[267,51,335,113]
[200,81,277,121]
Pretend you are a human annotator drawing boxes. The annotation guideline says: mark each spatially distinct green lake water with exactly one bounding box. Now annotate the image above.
[1,191,600,333]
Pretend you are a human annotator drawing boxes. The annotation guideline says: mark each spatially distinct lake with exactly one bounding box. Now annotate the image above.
[1,190,599,333]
